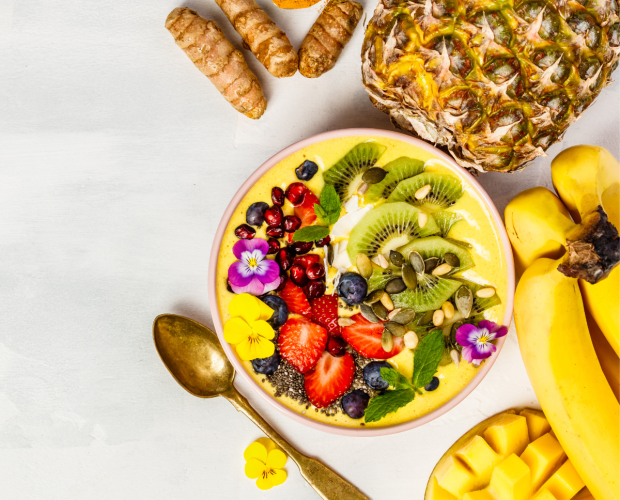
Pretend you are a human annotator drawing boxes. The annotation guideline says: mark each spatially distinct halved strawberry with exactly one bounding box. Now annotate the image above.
[278,279,311,317]
[311,295,341,336]
[287,190,320,243]
[304,351,355,408]
[278,317,328,373]
[341,314,404,359]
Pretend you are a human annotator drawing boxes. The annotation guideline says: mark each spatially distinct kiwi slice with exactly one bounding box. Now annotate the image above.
[368,266,401,293]
[387,172,463,211]
[433,210,464,237]
[323,141,387,201]
[391,275,461,312]
[399,236,474,275]
[365,157,425,203]
[347,202,440,262]
[453,278,502,315]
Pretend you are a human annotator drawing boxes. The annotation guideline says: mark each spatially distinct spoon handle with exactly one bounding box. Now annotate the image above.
[224,387,370,500]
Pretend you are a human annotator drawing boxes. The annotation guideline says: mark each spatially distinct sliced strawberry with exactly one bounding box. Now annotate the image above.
[304,351,355,408]
[278,279,311,317]
[341,314,404,359]
[311,295,341,336]
[278,317,328,373]
[293,254,322,269]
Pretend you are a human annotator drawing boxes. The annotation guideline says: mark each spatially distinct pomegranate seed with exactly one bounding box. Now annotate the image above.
[234,224,256,239]
[304,280,326,300]
[290,241,313,255]
[326,336,347,357]
[290,264,309,287]
[293,254,322,269]
[266,226,285,238]
[226,279,234,293]
[264,206,283,227]
[306,262,325,280]
[285,182,307,206]
[267,238,280,254]
[283,215,302,233]
[271,187,285,207]
[275,272,287,292]
[316,236,331,247]
[275,248,294,271]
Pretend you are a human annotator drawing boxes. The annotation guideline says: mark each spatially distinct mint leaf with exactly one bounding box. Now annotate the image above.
[364,389,416,423]
[292,225,330,242]
[380,367,414,391]
[412,330,444,389]
[314,185,341,226]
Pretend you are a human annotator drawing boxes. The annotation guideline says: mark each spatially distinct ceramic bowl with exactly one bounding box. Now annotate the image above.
[208,128,515,436]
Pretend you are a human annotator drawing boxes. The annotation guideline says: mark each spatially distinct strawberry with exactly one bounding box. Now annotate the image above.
[278,279,311,317]
[278,317,328,373]
[288,190,320,243]
[304,351,355,408]
[311,295,341,336]
[341,314,404,359]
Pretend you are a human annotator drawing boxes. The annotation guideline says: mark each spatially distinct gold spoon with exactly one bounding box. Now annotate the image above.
[153,314,370,500]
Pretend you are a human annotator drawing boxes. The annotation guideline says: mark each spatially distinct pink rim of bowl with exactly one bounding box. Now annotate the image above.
[208,128,515,437]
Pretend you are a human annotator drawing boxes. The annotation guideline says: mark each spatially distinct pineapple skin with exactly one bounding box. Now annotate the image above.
[361,0,620,173]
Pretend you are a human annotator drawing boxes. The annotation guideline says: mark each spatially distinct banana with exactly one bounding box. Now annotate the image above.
[514,258,619,500]
[586,306,620,401]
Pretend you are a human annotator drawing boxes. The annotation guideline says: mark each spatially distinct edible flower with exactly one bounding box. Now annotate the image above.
[244,438,287,490]
[456,320,508,366]
[228,238,280,296]
[224,293,276,360]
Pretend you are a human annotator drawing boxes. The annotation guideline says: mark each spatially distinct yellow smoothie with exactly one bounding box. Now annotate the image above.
[216,135,508,428]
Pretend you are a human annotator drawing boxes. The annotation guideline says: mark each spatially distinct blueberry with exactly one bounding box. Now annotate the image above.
[363,361,392,390]
[246,202,269,226]
[251,350,280,375]
[260,295,289,328]
[341,390,370,419]
[337,272,368,305]
[425,376,440,391]
[295,160,319,181]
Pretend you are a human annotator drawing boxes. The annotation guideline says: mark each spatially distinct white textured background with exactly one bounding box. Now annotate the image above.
[0,0,618,499]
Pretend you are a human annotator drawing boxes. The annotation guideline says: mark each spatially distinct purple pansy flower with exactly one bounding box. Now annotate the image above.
[228,238,280,296]
[456,320,508,366]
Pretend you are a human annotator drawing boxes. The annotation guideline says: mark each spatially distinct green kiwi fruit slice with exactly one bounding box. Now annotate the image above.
[391,274,461,312]
[367,266,401,293]
[453,278,502,315]
[398,236,474,275]
[365,157,425,203]
[347,202,440,262]
[387,172,463,211]
[323,141,387,201]
[433,211,464,237]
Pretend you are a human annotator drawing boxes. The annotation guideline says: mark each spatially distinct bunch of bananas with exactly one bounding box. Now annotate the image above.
[505,146,620,500]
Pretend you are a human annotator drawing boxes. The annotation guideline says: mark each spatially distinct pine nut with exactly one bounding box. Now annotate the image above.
[357,182,369,196]
[404,331,419,349]
[432,263,452,276]
[337,317,355,327]
[387,308,402,321]
[418,212,428,229]
[433,309,445,326]
[415,184,431,200]
[380,292,394,311]
[450,349,460,366]
[476,287,496,298]
[442,301,455,319]
[372,253,389,269]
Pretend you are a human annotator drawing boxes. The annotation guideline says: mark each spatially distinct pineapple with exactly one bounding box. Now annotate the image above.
[361,0,619,172]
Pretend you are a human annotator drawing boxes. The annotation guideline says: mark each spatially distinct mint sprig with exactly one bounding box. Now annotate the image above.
[292,185,341,242]
[363,330,445,423]
[292,225,331,242]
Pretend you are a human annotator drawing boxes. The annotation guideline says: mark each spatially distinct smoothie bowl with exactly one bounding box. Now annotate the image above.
[208,129,514,436]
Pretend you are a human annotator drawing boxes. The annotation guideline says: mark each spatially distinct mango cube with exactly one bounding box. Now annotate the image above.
[520,409,551,442]
[488,454,531,500]
[428,477,458,500]
[435,455,477,497]
[531,489,558,500]
[539,460,585,500]
[483,414,530,458]
[456,436,501,487]
[464,489,496,500]
[520,433,566,490]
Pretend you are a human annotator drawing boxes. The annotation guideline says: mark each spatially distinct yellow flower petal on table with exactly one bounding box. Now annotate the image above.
[244,441,267,462]
[266,449,287,469]
[236,335,275,361]
[251,320,275,340]
[229,293,260,322]
[256,474,274,490]
[223,317,251,344]
[245,458,266,479]
[269,468,287,487]
[258,300,275,321]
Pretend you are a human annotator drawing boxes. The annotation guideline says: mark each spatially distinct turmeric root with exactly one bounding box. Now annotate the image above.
[298,0,363,78]
[214,0,298,78]
[165,7,267,119]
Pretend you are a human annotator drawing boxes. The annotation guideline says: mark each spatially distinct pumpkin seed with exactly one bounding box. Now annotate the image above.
[476,287,496,298]
[356,253,373,279]
[455,286,473,318]
[424,257,440,273]
[385,322,407,337]
[387,308,402,321]
[432,263,452,276]
[337,317,355,327]
[443,252,460,268]
[364,290,385,304]
[409,251,425,274]
[357,182,370,196]
[417,310,435,325]
[402,264,418,289]
[362,167,388,185]
[404,331,419,349]
[389,250,405,267]
[450,349,461,366]
[372,301,388,321]
[327,244,335,266]
[433,309,445,326]
[381,329,394,352]
[391,308,416,325]
[415,184,431,200]
[385,277,406,294]
[380,292,394,311]
[360,304,380,323]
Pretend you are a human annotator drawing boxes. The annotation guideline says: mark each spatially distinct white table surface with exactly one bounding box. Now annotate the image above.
[0,1,618,499]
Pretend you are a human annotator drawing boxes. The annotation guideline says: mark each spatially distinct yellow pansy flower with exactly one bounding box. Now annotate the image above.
[244,438,287,490]
[224,293,276,361]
